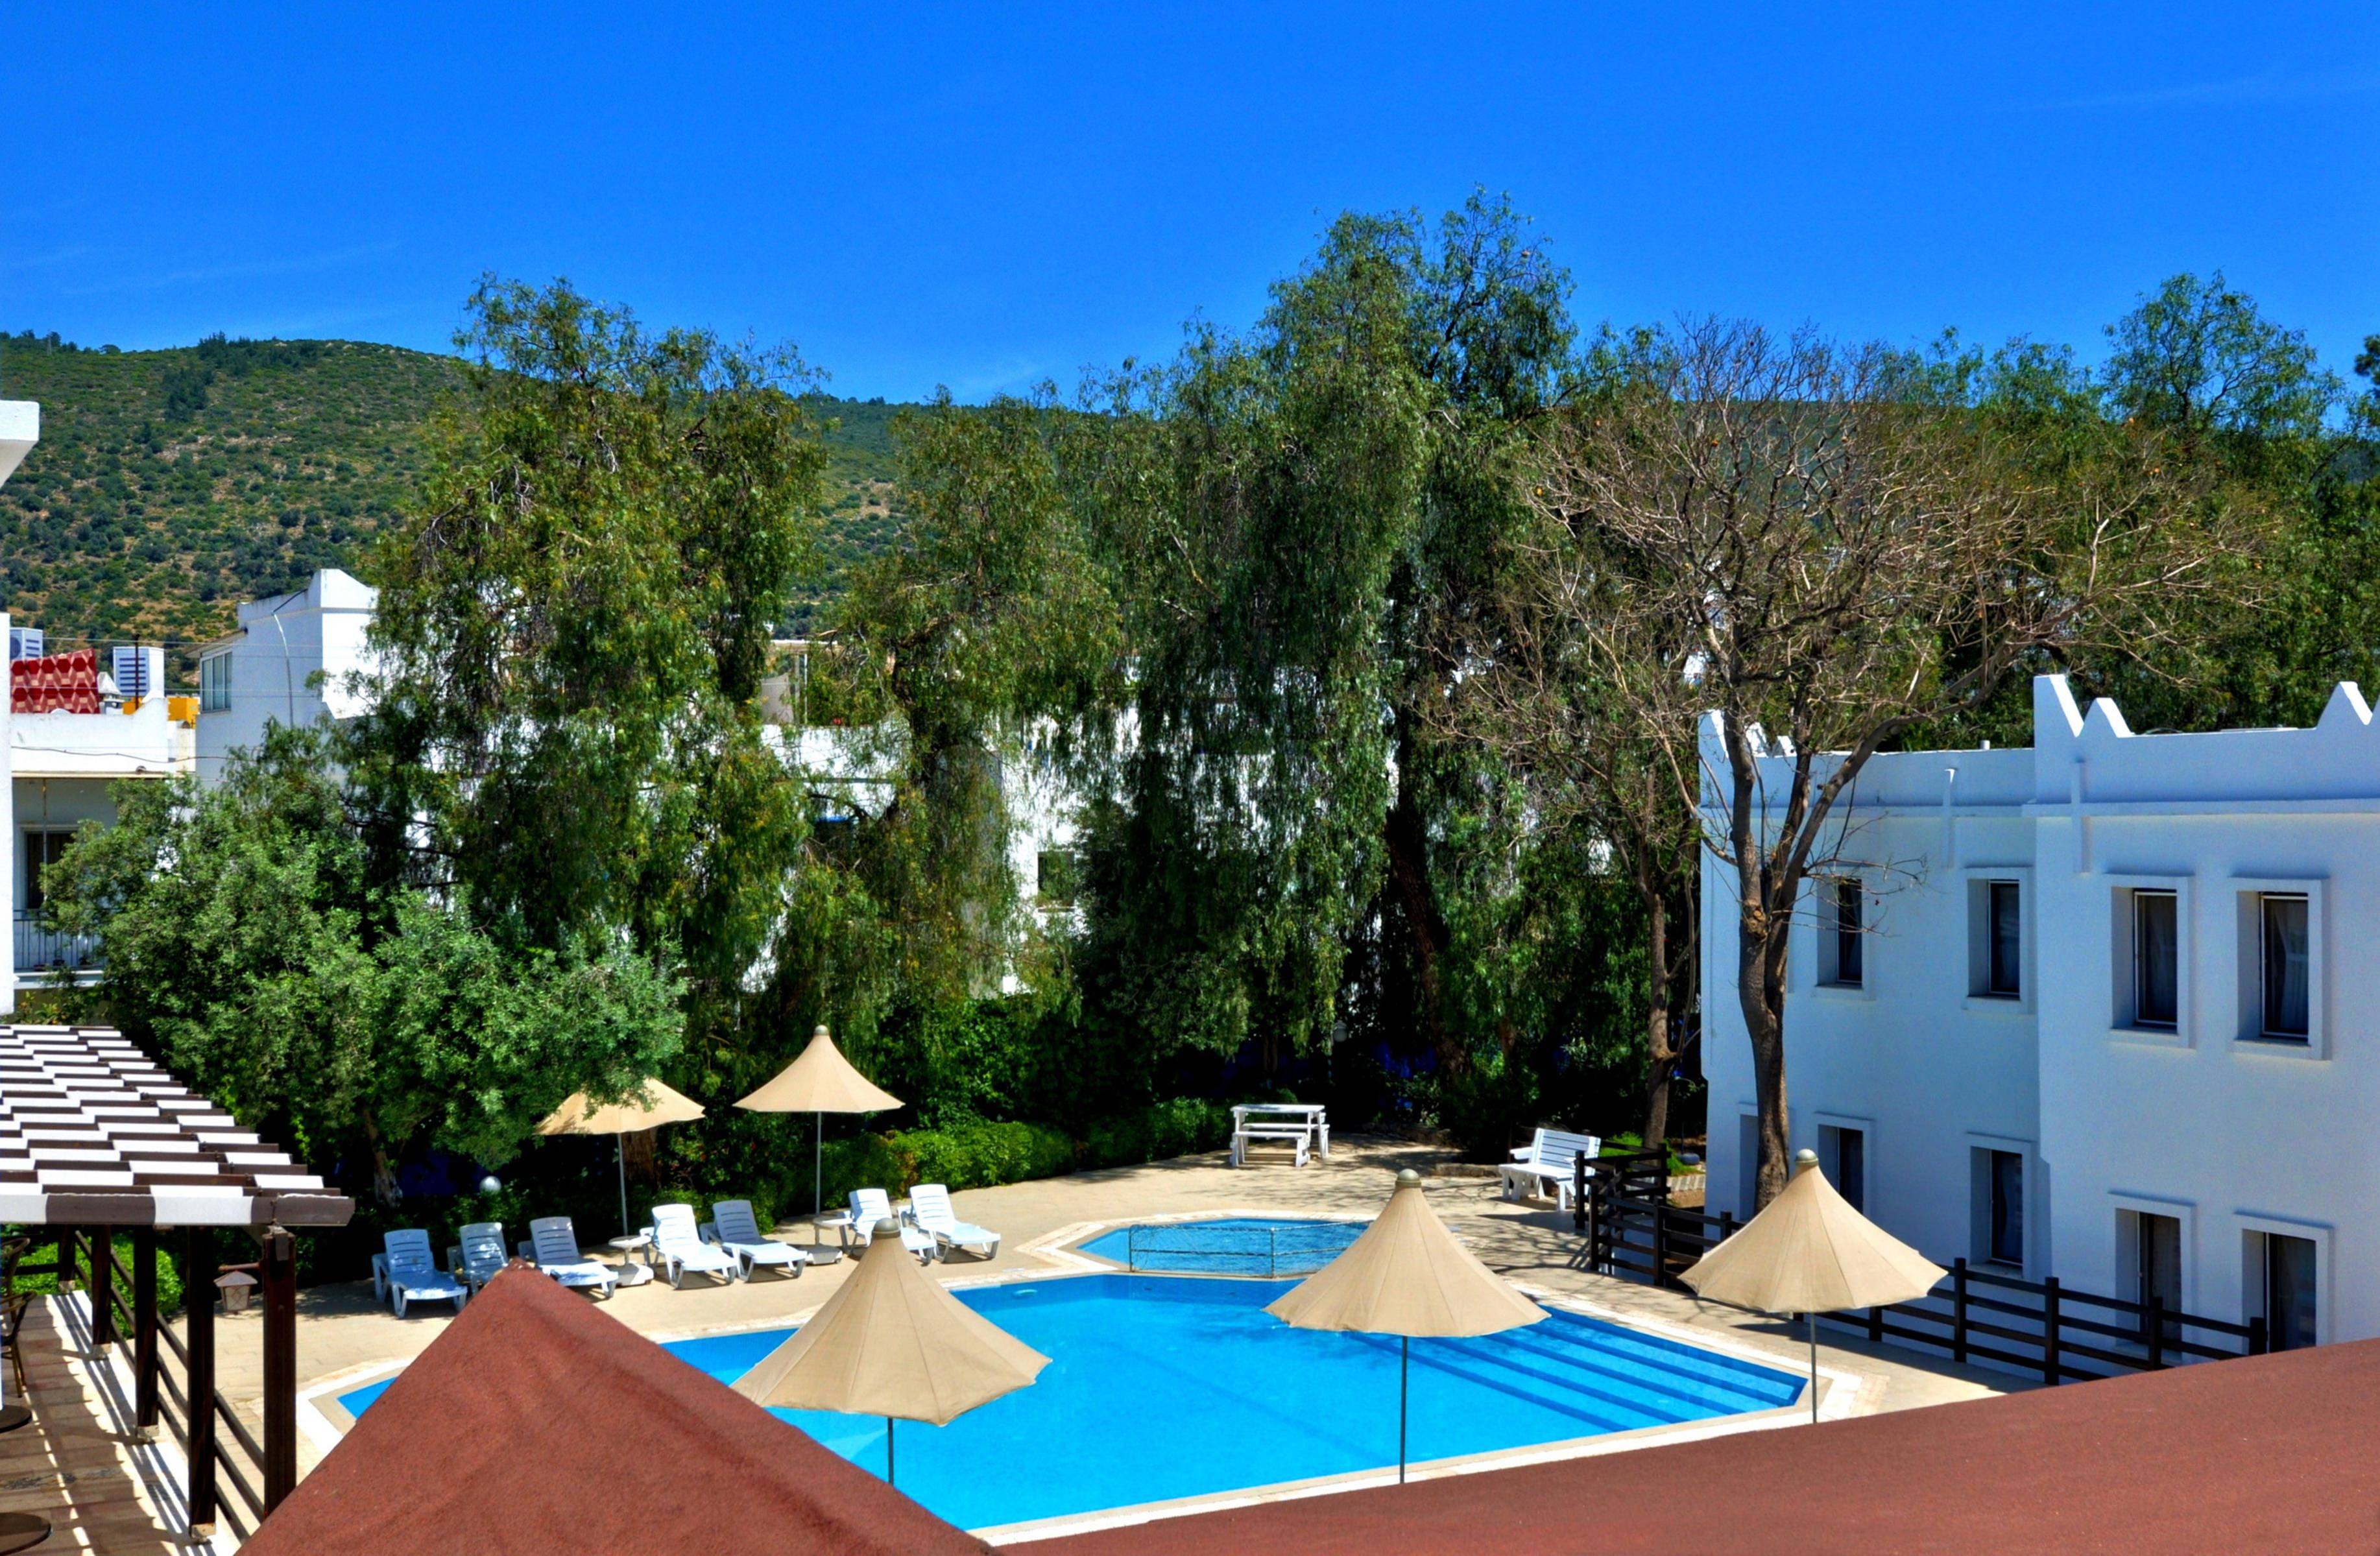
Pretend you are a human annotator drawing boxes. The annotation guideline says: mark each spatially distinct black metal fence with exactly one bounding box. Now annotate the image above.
[1573,1151,2267,1383]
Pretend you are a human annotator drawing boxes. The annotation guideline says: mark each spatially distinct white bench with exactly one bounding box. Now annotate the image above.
[1499,1127,1601,1210]
[1231,1125,1312,1167]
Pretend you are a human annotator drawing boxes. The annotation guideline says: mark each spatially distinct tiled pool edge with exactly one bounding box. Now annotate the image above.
[295,1212,1869,1540]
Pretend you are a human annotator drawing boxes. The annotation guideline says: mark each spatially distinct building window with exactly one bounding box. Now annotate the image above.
[200,652,232,713]
[2259,894,2311,1040]
[2128,1210,2182,1346]
[1983,880,2021,996]
[1985,1149,2023,1266]
[2132,890,2179,1028]
[2259,1232,2318,1352]
[1818,878,1863,988]
[21,831,74,915]
[1820,1125,1866,1215]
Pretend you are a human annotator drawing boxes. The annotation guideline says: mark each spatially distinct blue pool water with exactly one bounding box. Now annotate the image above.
[339,1273,1800,1529]
[1081,1215,1365,1275]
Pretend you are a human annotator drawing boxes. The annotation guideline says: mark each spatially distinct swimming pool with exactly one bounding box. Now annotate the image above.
[1079,1215,1365,1275]
[337,1272,1803,1531]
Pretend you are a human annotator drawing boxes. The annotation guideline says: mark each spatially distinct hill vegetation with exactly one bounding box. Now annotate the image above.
[0,331,909,672]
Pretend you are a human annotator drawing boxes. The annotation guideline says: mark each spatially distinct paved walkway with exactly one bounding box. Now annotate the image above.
[0,1293,195,1555]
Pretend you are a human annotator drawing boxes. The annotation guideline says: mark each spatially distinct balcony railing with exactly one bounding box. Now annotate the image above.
[16,912,100,975]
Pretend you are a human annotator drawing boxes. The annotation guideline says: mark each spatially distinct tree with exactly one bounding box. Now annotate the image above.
[1517,318,2258,1205]
[43,728,683,1201]
[352,278,826,1058]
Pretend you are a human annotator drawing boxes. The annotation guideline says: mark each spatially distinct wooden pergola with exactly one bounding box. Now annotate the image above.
[0,1025,352,1544]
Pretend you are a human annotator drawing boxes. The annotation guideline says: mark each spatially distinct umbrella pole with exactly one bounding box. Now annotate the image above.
[1807,1311,1818,1424]
[1399,1334,1409,1485]
[617,1138,630,1238]
[886,1416,895,1486]
[815,1111,824,1219]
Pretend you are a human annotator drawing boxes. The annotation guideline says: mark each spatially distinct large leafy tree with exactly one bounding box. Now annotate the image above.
[45,729,683,1200]
[352,279,827,1056]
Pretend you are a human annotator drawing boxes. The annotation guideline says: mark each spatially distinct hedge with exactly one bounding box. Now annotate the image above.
[8,1230,190,1317]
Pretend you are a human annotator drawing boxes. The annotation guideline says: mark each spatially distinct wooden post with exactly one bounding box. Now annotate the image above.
[260,1226,298,1511]
[1652,1203,1668,1287]
[133,1228,158,1436]
[2146,1295,2165,1370]
[90,1228,115,1348]
[2248,1315,2268,1356]
[1868,1304,1884,1344]
[1951,1258,1969,1365]
[1571,1155,1587,1234]
[2041,1276,2062,1386]
[185,1226,217,1538]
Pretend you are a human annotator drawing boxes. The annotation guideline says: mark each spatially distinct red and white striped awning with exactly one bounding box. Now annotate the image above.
[0,1026,353,1227]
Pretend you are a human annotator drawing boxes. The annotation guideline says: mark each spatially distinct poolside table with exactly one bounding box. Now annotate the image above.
[607,1233,656,1287]
[807,1211,854,1263]
[1231,1103,1328,1164]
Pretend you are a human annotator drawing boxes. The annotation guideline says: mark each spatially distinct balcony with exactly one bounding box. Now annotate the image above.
[16,913,100,977]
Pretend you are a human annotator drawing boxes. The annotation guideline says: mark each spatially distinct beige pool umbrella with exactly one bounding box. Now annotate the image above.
[536,1077,706,1237]
[1268,1168,1545,1483]
[1681,1148,1945,1423]
[734,1217,1049,1486]
[737,1025,904,1220]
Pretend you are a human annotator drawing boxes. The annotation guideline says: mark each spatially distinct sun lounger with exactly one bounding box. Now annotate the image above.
[906,1183,1001,1260]
[447,1221,511,1293]
[370,1229,468,1318]
[706,1200,808,1281]
[520,1215,619,1299]
[849,1187,939,1262]
[649,1203,743,1287]
[1498,1127,1602,1211]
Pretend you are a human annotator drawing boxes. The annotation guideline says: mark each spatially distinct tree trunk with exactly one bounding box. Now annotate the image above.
[1738,924,1792,1209]
[1642,891,1674,1149]
[1384,765,1459,1075]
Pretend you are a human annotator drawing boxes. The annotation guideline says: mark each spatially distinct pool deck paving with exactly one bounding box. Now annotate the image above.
[9,1138,2026,1550]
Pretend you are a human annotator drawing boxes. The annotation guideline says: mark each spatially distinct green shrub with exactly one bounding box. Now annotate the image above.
[8,1231,189,1317]
[1081,1099,1233,1169]
[887,1121,1076,1192]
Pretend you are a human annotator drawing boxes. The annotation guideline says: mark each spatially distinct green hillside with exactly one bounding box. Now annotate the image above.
[0,331,908,676]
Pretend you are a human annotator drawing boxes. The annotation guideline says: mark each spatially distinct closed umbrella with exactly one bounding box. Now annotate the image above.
[734,1217,1048,1485]
[536,1077,706,1238]
[1680,1148,1946,1422]
[735,1025,902,1219]
[1268,1168,1545,1482]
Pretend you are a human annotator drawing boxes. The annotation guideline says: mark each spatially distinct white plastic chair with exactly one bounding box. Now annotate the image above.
[707,1201,808,1282]
[906,1183,1001,1260]
[521,1216,619,1299]
[370,1229,468,1318]
[447,1221,511,1293]
[649,1204,743,1288]
[848,1188,938,1263]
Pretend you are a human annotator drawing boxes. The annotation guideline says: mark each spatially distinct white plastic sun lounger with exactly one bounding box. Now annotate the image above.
[706,1200,808,1281]
[906,1182,1001,1260]
[520,1216,619,1299]
[371,1229,468,1318]
[649,1203,742,1288]
[848,1188,939,1263]
[447,1221,511,1293]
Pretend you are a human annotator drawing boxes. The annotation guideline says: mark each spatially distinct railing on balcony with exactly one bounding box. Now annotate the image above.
[15,911,101,975]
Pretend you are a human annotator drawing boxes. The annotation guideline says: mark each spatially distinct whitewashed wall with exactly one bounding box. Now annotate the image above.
[1701,673,2380,1342]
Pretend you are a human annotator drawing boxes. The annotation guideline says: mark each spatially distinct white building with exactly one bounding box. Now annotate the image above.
[194,567,379,782]
[0,400,199,1005]
[1703,673,2374,1353]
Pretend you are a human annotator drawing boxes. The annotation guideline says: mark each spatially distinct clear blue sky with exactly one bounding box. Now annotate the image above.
[10,4,2375,401]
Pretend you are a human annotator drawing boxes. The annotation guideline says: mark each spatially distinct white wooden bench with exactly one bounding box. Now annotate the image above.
[1231,1125,1312,1167]
[1499,1127,1601,1210]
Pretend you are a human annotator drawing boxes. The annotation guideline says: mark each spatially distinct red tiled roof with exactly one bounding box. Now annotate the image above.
[1020,1339,2380,1556]
[243,1266,989,1556]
